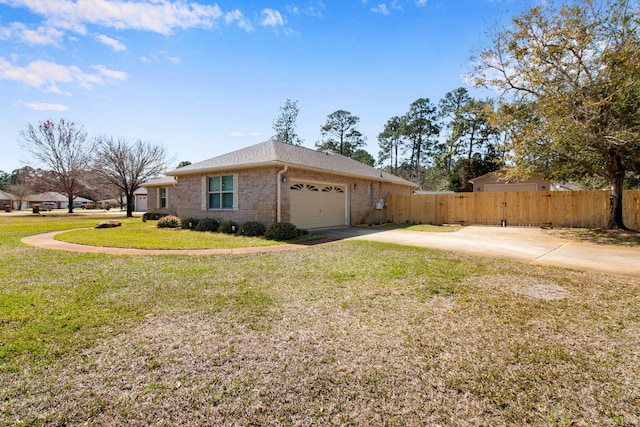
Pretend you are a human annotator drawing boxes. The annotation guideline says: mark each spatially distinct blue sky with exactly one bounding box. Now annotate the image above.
[0,0,530,173]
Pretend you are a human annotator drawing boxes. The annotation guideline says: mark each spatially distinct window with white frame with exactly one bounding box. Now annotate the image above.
[158,187,168,208]
[207,175,237,210]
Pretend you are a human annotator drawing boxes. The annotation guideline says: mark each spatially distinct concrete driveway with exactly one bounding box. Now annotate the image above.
[318,226,640,279]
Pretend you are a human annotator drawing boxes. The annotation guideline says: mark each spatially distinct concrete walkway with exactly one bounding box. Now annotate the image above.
[21,226,640,278]
[319,226,640,279]
[20,230,321,256]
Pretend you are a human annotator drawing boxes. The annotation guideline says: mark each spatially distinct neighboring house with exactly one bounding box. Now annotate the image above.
[1,190,30,210]
[142,176,177,212]
[552,182,587,191]
[0,190,15,210]
[414,190,455,195]
[469,170,551,192]
[28,192,92,209]
[134,187,148,212]
[143,139,416,229]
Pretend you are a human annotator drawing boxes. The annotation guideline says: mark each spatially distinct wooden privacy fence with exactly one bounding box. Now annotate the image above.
[387,190,640,230]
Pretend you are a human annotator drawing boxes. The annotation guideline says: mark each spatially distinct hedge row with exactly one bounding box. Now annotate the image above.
[147,214,306,241]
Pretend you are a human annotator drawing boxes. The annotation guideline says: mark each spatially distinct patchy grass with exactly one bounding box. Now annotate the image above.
[0,216,639,426]
[402,223,463,232]
[544,227,640,246]
[55,219,286,250]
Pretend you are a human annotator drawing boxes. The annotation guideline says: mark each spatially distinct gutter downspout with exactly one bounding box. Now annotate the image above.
[277,165,288,223]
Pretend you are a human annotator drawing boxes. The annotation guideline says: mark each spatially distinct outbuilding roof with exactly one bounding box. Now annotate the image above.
[166,139,415,187]
[141,176,177,187]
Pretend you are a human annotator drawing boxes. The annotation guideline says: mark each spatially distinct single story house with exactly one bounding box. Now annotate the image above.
[470,170,551,192]
[143,139,416,229]
[28,192,93,209]
[1,190,14,208]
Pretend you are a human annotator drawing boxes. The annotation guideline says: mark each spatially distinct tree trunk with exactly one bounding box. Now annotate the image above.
[394,142,398,175]
[126,190,134,218]
[607,153,627,229]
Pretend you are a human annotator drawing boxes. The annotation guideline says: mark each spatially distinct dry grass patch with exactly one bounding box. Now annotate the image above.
[544,227,640,246]
[1,242,638,426]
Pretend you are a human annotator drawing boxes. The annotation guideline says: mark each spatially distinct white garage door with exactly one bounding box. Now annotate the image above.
[290,182,347,229]
[485,183,538,192]
[135,196,147,212]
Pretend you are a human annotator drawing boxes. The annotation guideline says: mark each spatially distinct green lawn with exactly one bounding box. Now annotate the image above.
[54,217,287,250]
[0,215,638,426]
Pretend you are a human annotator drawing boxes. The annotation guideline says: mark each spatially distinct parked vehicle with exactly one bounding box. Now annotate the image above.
[72,201,86,209]
[39,202,57,211]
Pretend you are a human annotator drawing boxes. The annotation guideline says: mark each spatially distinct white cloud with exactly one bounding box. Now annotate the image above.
[93,65,128,81]
[225,9,254,32]
[22,102,68,111]
[371,4,390,15]
[0,26,11,40]
[0,22,64,45]
[286,2,325,18]
[0,57,127,91]
[96,34,126,51]
[261,9,284,27]
[416,0,427,6]
[3,0,225,35]
[19,23,64,45]
[138,51,182,64]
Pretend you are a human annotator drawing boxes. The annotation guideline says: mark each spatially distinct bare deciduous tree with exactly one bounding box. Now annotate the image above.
[94,137,168,217]
[20,119,93,213]
[8,182,32,210]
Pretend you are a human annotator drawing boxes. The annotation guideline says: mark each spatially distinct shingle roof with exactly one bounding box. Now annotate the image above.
[27,192,69,202]
[167,139,415,187]
[0,190,15,200]
[27,192,93,202]
[141,176,177,187]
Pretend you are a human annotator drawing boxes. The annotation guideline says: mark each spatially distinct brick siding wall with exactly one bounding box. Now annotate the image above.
[172,167,278,225]
[146,166,413,226]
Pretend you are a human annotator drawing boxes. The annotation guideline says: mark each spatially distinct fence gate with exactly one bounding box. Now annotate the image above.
[387,190,640,230]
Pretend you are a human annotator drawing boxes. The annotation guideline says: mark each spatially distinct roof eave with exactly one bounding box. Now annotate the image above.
[168,160,415,187]
[167,161,281,176]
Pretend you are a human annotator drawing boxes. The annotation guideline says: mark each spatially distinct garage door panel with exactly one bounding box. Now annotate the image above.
[290,182,346,229]
[485,183,538,192]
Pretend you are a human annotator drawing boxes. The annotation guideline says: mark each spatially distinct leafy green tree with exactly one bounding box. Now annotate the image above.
[0,170,14,191]
[317,110,366,156]
[437,88,472,174]
[378,116,406,174]
[20,119,93,213]
[272,99,303,145]
[438,88,501,173]
[350,149,375,167]
[472,0,640,228]
[403,98,440,180]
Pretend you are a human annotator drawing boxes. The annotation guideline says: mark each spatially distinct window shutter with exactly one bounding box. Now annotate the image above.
[233,174,239,210]
[156,188,160,209]
[201,176,207,210]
